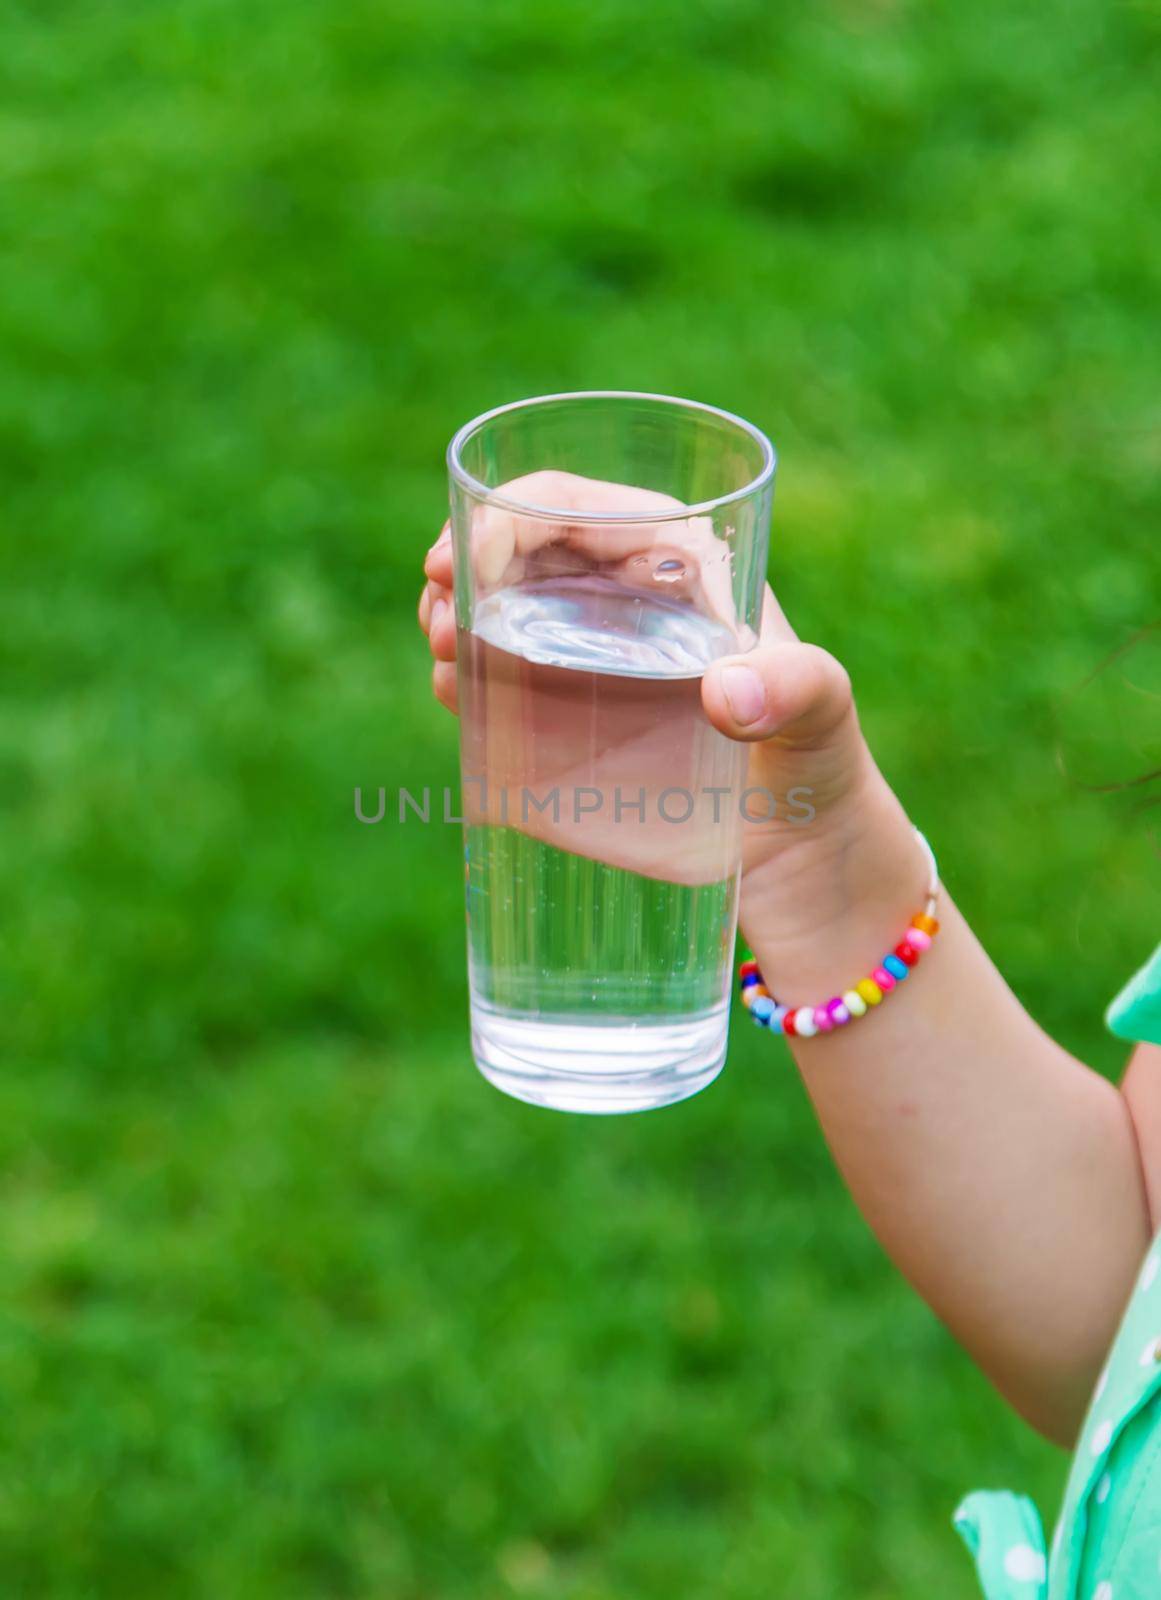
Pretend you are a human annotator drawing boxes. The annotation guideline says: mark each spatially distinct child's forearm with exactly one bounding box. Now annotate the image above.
[742,772,1151,1446]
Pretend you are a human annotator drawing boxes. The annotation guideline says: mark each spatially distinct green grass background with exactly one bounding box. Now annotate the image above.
[3,0,1160,1594]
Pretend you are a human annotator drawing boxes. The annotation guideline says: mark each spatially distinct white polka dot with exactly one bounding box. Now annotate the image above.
[1091,1419,1114,1455]
[1092,1583,1113,1600]
[1096,1471,1112,1503]
[1140,1337,1161,1367]
[1142,1254,1158,1290]
[1094,1366,1109,1402]
[1004,1544,1047,1581]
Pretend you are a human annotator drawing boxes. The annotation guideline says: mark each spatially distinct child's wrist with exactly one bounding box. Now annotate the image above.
[739,772,929,1001]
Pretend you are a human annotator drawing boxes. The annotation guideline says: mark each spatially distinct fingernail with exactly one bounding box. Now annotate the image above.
[431,598,449,632]
[719,664,766,726]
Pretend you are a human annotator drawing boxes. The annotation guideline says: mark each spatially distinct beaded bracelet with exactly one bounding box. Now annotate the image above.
[738,828,940,1038]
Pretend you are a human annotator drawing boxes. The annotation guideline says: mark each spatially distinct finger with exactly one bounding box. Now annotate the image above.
[432,660,459,716]
[418,577,451,630]
[505,471,683,546]
[606,516,738,632]
[424,523,454,587]
[471,471,686,586]
[428,591,456,662]
[452,471,753,641]
[759,583,797,645]
[544,486,743,636]
[684,517,739,633]
[701,641,853,749]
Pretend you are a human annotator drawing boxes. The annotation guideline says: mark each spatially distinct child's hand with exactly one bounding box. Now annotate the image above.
[419,473,920,960]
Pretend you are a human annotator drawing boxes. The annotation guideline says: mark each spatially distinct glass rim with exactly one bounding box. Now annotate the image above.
[446,389,777,524]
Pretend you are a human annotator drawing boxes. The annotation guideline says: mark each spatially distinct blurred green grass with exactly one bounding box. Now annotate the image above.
[2,0,1160,1594]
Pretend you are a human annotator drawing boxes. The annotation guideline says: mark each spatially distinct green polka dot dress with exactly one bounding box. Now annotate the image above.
[955,941,1161,1600]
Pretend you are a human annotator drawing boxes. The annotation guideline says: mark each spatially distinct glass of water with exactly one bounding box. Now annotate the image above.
[447,391,775,1113]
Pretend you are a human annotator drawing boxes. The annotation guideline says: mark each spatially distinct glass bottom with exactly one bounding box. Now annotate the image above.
[470,1001,729,1115]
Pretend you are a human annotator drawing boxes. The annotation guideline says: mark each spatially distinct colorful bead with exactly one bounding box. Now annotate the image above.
[738,859,940,1044]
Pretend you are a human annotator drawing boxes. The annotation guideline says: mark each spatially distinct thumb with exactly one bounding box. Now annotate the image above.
[702,641,855,752]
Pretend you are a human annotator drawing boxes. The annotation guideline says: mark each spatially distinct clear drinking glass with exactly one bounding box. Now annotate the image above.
[447,391,775,1114]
